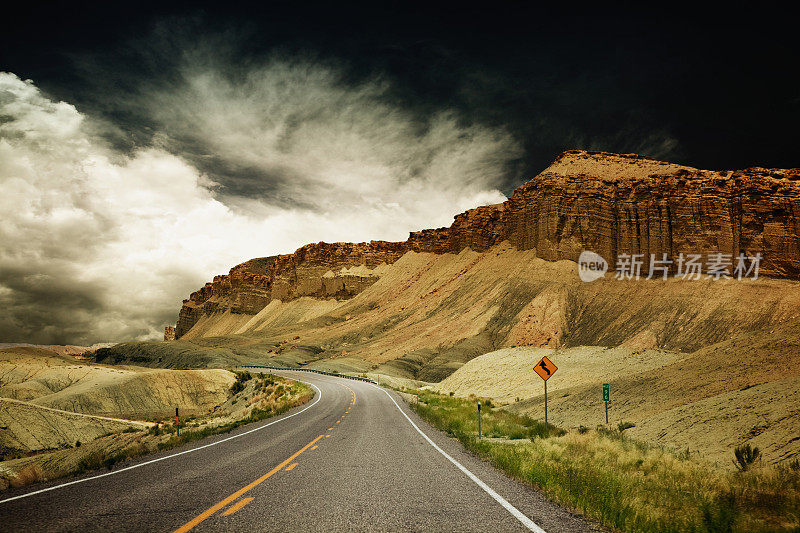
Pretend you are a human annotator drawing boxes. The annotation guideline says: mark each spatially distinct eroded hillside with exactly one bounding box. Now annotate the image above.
[170,150,800,340]
[0,346,235,456]
[105,150,800,468]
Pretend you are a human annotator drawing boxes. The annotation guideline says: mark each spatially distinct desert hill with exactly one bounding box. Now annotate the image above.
[428,337,800,468]
[0,346,235,457]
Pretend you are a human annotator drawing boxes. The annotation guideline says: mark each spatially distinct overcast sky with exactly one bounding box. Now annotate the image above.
[1,1,797,345]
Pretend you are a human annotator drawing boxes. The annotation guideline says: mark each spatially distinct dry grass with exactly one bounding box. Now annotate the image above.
[430,343,800,467]
[409,389,800,532]
[9,465,43,488]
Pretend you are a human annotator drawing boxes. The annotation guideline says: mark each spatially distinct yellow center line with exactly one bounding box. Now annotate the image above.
[285,462,298,471]
[222,497,253,517]
[325,434,331,438]
[336,420,340,424]
[310,445,318,450]
[174,435,323,533]
[328,427,334,430]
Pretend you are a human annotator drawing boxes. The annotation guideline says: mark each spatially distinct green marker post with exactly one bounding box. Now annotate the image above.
[477,402,482,439]
[602,383,610,424]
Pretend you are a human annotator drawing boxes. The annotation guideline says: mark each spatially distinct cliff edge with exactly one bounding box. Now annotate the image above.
[172,150,800,338]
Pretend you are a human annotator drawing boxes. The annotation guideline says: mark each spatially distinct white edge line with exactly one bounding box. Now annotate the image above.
[0,378,322,504]
[373,384,547,533]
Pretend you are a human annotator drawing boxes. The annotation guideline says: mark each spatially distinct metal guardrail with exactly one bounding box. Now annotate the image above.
[240,364,378,384]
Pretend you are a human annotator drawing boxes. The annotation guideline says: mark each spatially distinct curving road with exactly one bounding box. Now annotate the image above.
[0,370,597,532]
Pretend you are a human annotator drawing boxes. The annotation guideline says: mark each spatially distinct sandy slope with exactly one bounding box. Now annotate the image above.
[0,400,143,453]
[428,346,687,403]
[430,337,800,467]
[0,347,235,455]
[173,244,800,382]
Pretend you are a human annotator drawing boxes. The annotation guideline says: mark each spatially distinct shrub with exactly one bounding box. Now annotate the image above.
[733,443,761,472]
[406,388,800,533]
[617,421,636,432]
[230,370,254,395]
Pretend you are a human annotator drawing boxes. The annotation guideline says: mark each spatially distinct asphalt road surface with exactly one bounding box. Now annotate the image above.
[0,370,598,532]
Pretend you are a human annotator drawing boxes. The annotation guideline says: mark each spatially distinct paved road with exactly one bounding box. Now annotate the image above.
[0,370,598,532]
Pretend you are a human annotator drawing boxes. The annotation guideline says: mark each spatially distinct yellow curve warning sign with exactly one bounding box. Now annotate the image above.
[534,355,558,382]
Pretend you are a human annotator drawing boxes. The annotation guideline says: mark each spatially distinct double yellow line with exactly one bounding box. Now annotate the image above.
[175,380,357,532]
[174,434,323,532]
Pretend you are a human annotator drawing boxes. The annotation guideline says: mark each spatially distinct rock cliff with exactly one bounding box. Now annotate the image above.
[173,150,800,339]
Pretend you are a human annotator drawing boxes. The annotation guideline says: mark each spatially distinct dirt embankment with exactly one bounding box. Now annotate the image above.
[0,347,235,458]
[110,244,800,383]
[428,339,800,469]
[0,370,311,491]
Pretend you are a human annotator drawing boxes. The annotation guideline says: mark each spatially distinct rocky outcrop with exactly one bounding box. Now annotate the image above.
[175,243,407,338]
[163,326,175,341]
[173,150,800,339]
[406,151,800,276]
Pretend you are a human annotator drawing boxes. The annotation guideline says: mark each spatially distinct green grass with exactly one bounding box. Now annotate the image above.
[410,391,564,445]
[407,389,800,532]
[155,380,311,452]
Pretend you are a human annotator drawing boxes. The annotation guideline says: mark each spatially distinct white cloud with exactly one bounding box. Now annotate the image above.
[0,65,518,344]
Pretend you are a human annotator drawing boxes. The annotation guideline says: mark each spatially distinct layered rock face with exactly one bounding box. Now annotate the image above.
[175,243,407,338]
[408,151,800,276]
[173,150,800,339]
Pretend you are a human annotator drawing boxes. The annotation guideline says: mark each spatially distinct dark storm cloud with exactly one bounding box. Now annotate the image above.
[0,45,517,344]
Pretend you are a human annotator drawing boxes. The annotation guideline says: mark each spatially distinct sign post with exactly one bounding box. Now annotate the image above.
[175,407,180,437]
[534,356,558,426]
[477,402,482,439]
[602,383,610,424]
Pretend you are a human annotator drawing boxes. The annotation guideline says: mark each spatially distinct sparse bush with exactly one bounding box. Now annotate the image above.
[577,425,589,434]
[733,443,761,472]
[617,421,636,432]
[230,370,253,395]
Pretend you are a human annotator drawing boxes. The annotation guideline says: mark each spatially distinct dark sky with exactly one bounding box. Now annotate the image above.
[3,0,798,190]
[1,1,798,345]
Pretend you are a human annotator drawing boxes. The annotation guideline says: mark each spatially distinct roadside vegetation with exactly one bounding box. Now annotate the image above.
[0,374,313,490]
[407,389,800,532]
